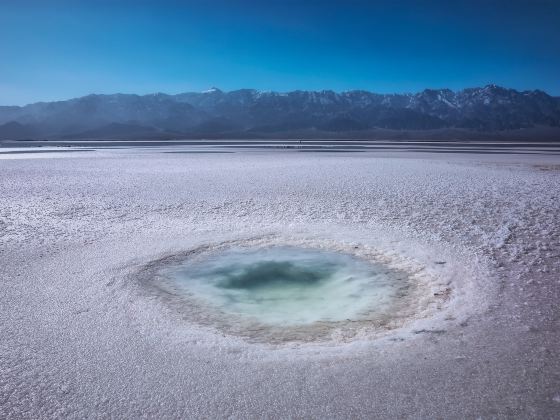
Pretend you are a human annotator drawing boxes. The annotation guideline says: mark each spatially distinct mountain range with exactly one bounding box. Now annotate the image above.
[1,85,560,140]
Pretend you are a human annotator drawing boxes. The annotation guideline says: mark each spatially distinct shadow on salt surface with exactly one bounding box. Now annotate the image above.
[0,148,96,159]
[0,149,95,154]
[164,150,234,154]
[298,149,366,153]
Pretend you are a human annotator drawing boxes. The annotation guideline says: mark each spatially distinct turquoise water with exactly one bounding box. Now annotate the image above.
[164,246,404,326]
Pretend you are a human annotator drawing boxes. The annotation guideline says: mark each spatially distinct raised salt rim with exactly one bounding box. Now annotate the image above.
[136,235,457,344]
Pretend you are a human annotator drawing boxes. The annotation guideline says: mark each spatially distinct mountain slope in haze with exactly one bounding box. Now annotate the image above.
[1,85,560,140]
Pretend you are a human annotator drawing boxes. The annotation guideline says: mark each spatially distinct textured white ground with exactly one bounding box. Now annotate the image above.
[1,146,559,418]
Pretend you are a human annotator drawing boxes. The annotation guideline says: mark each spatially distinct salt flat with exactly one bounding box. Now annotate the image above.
[1,143,559,418]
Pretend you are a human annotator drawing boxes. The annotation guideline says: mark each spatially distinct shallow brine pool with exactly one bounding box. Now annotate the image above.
[164,246,406,326]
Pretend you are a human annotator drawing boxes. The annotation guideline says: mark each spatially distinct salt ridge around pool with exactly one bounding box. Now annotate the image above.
[136,233,471,344]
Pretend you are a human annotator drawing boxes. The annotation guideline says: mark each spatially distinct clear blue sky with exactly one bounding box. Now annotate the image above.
[1,0,559,105]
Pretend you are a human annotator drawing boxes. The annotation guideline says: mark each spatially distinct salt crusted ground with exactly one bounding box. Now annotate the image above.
[1,145,559,418]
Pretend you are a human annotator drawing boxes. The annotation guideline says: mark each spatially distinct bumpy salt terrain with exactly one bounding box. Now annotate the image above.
[1,144,559,418]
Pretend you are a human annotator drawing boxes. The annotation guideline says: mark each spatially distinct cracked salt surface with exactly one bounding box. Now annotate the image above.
[1,146,559,418]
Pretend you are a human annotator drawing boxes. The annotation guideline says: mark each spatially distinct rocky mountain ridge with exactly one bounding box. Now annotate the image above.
[1,85,559,139]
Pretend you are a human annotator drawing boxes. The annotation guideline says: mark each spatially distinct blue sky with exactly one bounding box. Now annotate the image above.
[1,0,559,105]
